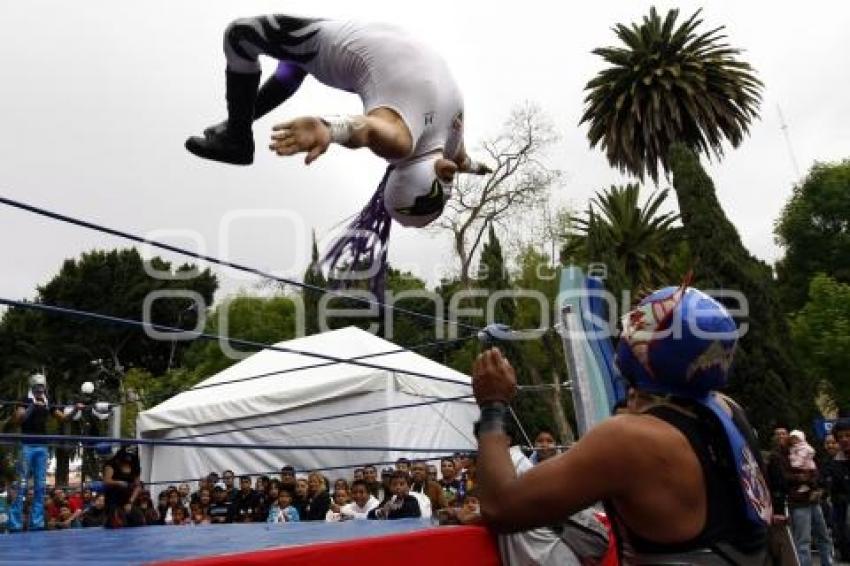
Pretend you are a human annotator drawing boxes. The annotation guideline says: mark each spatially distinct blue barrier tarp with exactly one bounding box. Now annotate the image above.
[0,518,433,565]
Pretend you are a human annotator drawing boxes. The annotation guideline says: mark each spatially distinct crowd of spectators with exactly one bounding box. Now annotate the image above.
[1,428,561,534]
[0,453,486,532]
[0,484,108,532]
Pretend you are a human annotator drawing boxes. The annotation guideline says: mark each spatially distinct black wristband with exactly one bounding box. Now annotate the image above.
[475,401,509,437]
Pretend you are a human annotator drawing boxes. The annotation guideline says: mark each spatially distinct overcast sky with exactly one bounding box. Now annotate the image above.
[1,0,848,305]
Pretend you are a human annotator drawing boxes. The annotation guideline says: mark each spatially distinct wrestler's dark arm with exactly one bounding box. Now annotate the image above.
[478,415,641,532]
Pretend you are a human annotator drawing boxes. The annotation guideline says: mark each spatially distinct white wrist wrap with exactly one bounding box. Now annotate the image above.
[321,115,358,144]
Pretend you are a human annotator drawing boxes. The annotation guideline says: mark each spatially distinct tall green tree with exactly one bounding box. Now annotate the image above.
[511,246,575,443]
[383,268,445,348]
[580,7,762,183]
[0,248,217,398]
[775,159,850,312]
[302,231,327,336]
[477,225,515,325]
[562,184,683,297]
[789,275,850,412]
[439,228,516,380]
[580,8,808,435]
[182,294,299,380]
[0,248,217,484]
[669,146,811,432]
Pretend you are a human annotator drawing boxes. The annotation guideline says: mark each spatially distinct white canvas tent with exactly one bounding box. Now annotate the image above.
[136,327,477,487]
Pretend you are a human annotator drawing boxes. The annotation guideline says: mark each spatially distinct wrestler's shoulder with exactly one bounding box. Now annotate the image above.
[586,413,683,444]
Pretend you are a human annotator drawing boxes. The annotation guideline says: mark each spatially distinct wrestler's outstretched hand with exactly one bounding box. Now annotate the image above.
[472,348,517,405]
[270,117,331,165]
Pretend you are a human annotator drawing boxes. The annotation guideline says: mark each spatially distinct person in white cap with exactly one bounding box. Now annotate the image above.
[8,374,80,531]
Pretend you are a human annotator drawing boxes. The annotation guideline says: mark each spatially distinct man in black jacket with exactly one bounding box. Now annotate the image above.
[767,428,791,517]
[231,476,259,523]
[827,421,850,559]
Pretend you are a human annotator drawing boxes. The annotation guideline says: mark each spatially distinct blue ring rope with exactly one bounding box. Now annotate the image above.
[0,336,475,407]
[0,433,471,453]
[0,297,471,388]
[128,454,465,488]
[0,195,480,332]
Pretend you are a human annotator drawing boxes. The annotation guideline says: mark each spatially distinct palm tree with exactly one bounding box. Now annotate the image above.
[580,7,762,183]
[579,9,809,433]
[562,184,682,295]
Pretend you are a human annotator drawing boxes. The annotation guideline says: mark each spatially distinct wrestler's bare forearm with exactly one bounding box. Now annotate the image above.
[270,110,413,164]
[346,109,414,161]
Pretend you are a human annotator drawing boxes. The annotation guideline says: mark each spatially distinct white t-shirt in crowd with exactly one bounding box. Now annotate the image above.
[337,496,379,520]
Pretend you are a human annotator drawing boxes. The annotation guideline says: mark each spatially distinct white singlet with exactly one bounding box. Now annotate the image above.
[292,19,465,162]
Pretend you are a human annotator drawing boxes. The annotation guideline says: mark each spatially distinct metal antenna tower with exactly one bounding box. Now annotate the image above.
[777,105,802,179]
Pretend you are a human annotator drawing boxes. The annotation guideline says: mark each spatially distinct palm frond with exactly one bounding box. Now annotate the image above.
[580,7,763,182]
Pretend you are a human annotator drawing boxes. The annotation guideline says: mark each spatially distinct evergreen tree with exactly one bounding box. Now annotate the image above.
[669,145,813,433]
[302,231,327,336]
[477,225,515,326]
[580,7,807,436]
[512,246,576,443]
[383,268,443,348]
[0,248,218,483]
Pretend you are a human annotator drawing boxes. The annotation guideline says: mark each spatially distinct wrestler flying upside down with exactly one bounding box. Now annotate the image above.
[186,14,492,273]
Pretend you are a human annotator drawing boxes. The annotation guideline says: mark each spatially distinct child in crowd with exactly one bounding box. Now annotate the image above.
[53,504,82,529]
[333,478,350,496]
[340,480,379,520]
[190,502,210,525]
[171,506,190,525]
[156,492,169,525]
[267,488,300,523]
[164,489,187,525]
[789,430,817,471]
[437,488,482,525]
[461,490,481,517]
[208,486,232,524]
[81,494,107,528]
[137,490,160,525]
[325,488,351,521]
[367,472,421,520]
[293,477,309,518]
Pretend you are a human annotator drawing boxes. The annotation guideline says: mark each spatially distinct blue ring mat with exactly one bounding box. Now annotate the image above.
[0,518,435,564]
